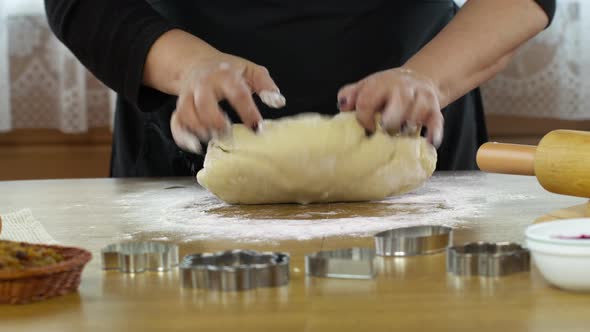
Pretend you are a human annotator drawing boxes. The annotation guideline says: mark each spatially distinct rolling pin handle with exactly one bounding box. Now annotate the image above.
[476,142,537,176]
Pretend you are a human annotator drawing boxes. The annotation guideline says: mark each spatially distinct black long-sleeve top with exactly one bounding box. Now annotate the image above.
[45,0,555,177]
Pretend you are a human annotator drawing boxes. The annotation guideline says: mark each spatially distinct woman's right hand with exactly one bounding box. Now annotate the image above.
[170,52,285,153]
[143,29,285,153]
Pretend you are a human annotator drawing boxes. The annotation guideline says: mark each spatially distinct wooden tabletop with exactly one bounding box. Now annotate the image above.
[1,172,590,332]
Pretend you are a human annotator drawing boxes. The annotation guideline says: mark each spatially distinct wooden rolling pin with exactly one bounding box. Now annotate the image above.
[477,130,590,198]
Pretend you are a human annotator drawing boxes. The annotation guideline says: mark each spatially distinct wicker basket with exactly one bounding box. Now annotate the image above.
[0,243,92,304]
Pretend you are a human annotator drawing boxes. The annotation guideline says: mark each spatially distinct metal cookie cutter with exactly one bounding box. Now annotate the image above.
[447,242,530,277]
[180,250,290,291]
[374,225,453,256]
[305,248,376,279]
[101,242,179,273]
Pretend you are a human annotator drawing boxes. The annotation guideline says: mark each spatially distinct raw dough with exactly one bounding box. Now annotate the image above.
[197,112,437,204]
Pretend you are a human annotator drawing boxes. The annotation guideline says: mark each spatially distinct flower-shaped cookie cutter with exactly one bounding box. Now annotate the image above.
[305,248,376,279]
[101,242,179,273]
[447,242,530,277]
[180,250,290,291]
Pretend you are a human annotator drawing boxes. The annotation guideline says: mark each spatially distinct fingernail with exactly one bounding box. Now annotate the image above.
[188,137,203,155]
[259,90,286,108]
[257,121,264,133]
[251,122,264,133]
[401,122,419,136]
[338,97,347,108]
[432,130,443,148]
[173,125,202,154]
[223,115,232,134]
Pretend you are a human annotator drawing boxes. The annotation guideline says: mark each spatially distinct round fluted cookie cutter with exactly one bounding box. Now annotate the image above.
[374,225,453,256]
[101,242,179,273]
[447,242,530,277]
[180,250,290,291]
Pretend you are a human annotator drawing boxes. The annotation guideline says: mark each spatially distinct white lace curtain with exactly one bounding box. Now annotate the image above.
[482,0,590,120]
[0,0,115,133]
[0,0,588,134]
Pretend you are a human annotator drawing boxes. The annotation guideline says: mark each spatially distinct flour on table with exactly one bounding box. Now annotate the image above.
[113,174,532,243]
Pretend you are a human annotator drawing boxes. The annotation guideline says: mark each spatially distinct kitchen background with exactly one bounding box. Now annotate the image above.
[1,0,589,180]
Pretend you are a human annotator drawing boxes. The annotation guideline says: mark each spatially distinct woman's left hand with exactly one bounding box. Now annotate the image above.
[337,67,445,148]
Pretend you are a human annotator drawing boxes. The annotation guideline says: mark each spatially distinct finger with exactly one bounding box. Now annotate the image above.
[337,82,361,112]
[404,92,431,135]
[193,83,229,137]
[381,88,414,135]
[217,72,262,130]
[176,92,209,141]
[414,93,444,148]
[355,82,390,133]
[246,64,286,108]
[425,111,444,148]
[170,110,202,154]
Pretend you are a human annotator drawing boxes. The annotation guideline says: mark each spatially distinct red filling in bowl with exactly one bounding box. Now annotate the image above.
[552,234,590,240]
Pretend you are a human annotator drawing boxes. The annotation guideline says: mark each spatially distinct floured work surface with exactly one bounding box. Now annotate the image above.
[535,201,590,223]
[112,173,581,244]
[2,173,583,247]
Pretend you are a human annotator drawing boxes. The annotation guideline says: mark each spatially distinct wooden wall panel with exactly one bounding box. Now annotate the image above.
[486,115,590,143]
[0,145,111,180]
[0,128,112,181]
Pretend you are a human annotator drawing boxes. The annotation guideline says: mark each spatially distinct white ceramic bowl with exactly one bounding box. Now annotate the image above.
[525,218,590,292]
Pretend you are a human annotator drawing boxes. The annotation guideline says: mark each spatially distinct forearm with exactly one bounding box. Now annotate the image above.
[403,0,550,108]
[143,29,221,96]
[45,0,176,110]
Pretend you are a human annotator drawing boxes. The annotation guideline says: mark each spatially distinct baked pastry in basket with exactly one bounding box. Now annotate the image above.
[0,240,92,304]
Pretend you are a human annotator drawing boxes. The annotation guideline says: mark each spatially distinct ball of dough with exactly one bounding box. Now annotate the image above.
[197,112,437,204]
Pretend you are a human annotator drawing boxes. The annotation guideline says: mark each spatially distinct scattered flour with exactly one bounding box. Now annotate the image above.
[112,174,535,243]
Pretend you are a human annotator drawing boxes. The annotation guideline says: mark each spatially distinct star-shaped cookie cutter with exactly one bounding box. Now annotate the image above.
[101,242,179,273]
[180,250,290,291]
